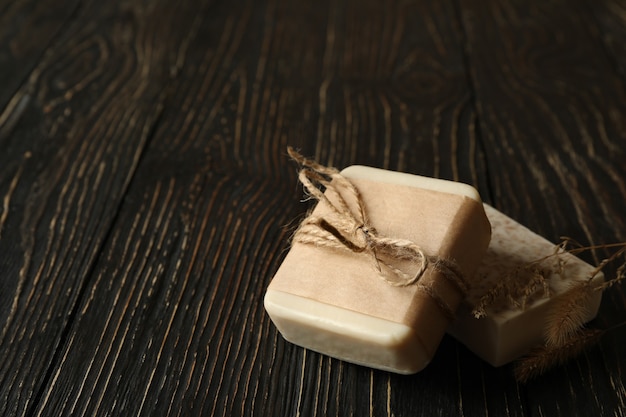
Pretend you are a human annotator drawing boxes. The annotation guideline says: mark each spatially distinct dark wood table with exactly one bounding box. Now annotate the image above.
[2,0,626,415]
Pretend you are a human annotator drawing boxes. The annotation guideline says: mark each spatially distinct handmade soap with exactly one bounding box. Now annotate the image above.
[448,204,603,366]
[265,165,491,374]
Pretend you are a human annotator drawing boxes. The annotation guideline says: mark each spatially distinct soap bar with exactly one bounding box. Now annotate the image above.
[448,204,603,366]
[265,166,491,374]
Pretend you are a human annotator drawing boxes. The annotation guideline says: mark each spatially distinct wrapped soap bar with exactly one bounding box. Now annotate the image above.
[265,153,491,374]
[449,204,603,366]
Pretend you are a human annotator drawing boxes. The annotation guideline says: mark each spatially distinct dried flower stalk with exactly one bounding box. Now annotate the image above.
[511,240,626,382]
[514,328,604,383]
[544,281,595,346]
[543,243,626,348]
[474,240,626,317]
[469,235,626,381]
[472,261,555,318]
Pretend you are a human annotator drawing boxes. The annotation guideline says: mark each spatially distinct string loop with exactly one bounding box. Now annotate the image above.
[288,147,466,295]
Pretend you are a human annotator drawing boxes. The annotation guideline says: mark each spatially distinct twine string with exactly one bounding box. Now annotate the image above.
[287,147,468,312]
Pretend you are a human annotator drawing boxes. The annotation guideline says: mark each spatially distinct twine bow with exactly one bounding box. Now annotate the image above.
[288,148,467,296]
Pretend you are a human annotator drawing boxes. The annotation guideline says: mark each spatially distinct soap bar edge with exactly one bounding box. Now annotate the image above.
[341,165,482,202]
[264,288,432,374]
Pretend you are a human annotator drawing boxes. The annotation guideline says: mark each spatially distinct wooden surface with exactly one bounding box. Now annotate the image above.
[1,0,626,415]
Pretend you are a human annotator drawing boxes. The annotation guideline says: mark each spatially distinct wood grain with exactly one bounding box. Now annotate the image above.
[0,0,199,415]
[27,0,490,415]
[0,0,81,113]
[457,1,626,415]
[586,0,626,79]
[0,0,625,416]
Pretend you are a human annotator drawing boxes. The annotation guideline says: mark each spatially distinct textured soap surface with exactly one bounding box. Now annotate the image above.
[449,204,603,366]
[265,166,491,374]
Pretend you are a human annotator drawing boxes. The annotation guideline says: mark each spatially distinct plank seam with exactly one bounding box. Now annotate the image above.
[25,101,168,417]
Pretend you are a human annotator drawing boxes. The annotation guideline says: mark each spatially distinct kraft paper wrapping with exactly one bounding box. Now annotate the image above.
[269,177,491,356]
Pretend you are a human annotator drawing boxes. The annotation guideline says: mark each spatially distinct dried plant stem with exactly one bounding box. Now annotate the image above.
[471,239,626,382]
[516,320,626,383]
[513,241,626,382]
[472,277,509,318]
[472,264,552,318]
[514,328,604,383]
[544,281,595,346]
[595,246,626,290]
[473,241,626,317]
[543,244,626,346]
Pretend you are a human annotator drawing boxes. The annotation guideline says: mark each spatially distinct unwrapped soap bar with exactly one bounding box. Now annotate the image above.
[265,165,491,374]
[448,204,603,366]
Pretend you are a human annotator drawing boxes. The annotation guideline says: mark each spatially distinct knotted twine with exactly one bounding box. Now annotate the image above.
[288,147,469,320]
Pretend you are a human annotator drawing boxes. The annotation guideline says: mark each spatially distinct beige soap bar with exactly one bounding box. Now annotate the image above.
[265,166,491,374]
[449,204,603,366]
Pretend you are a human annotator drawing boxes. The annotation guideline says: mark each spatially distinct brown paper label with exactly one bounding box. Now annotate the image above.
[269,177,491,328]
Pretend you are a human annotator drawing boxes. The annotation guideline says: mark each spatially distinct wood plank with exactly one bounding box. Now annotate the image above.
[458,0,626,415]
[0,0,81,112]
[585,0,626,79]
[2,0,624,415]
[29,0,491,415]
[0,1,203,415]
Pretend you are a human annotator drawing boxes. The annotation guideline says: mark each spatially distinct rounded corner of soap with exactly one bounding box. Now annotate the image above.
[402,354,431,374]
[262,288,280,314]
[383,327,434,374]
[340,165,369,176]
[459,183,483,203]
